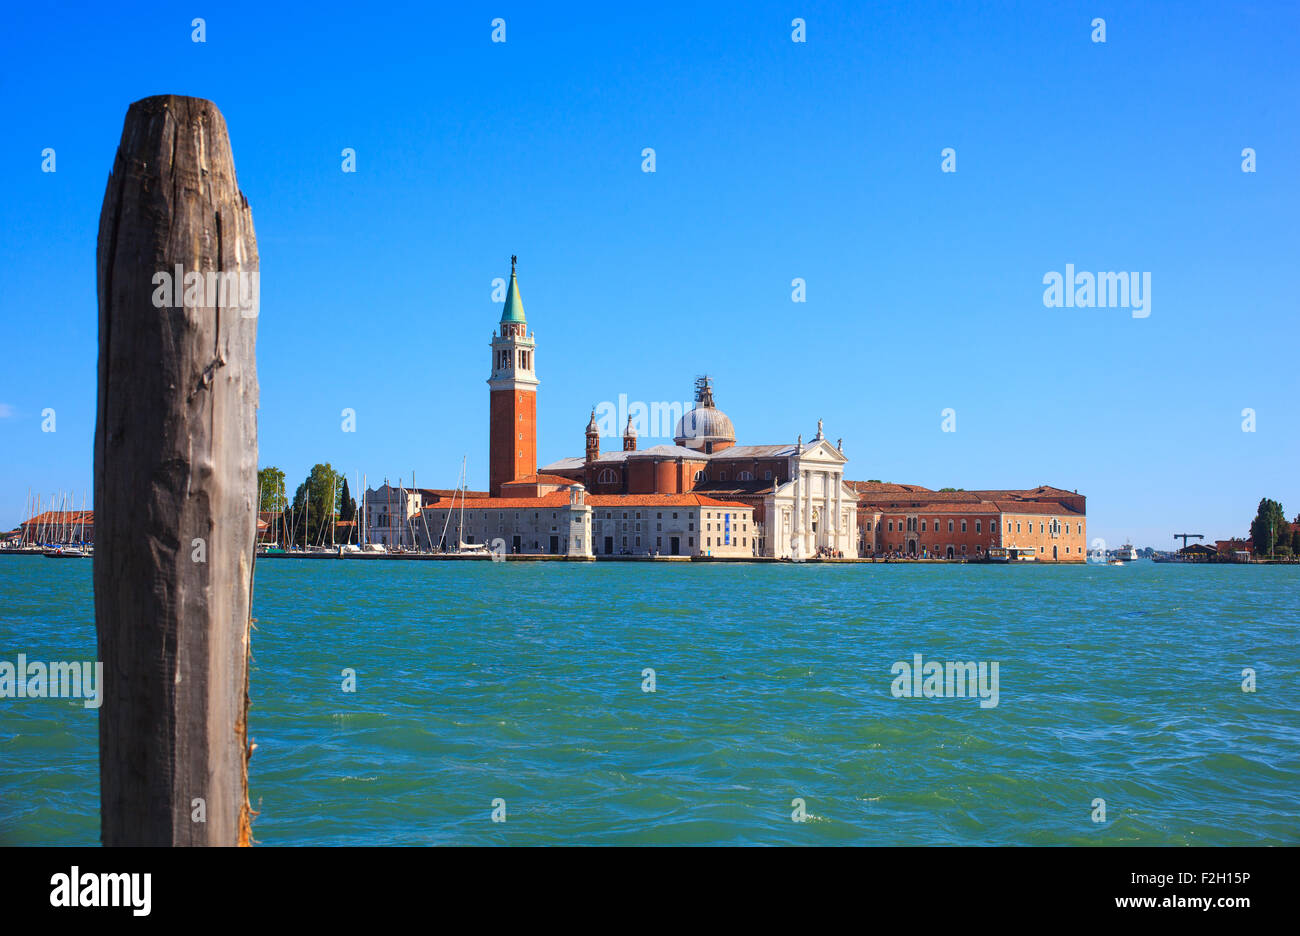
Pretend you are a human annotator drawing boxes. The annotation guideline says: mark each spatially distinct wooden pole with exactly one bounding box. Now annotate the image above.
[94,95,259,846]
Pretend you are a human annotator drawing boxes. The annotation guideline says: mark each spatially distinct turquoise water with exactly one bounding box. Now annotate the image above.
[1,557,1296,845]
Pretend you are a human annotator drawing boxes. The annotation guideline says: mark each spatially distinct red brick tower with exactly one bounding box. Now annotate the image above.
[488,256,538,496]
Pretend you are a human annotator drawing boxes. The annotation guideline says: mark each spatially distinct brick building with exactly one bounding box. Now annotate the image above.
[853,483,1088,561]
[18,510,94,545]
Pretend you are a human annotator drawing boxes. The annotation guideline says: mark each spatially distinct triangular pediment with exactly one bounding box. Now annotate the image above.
[795,438,848,464]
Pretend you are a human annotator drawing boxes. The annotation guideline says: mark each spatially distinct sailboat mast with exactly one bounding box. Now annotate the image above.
[459,457,466,549]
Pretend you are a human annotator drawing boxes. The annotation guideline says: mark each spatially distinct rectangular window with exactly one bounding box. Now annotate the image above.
[976,520,982,533]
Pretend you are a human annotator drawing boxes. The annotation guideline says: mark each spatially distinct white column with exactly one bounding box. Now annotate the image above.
[795,467,806,548]
[823,469,832,542]
[792,471,802,534]
[834,470,843,547]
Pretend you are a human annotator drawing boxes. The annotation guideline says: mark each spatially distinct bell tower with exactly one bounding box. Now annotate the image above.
[585,409,600,463]
[488,256,538,496]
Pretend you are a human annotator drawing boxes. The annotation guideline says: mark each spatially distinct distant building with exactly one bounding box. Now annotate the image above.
[1215,538,1253,558]
[367,260,1085,560]
[852,484,1087,561]
[362,483,489,547]
[415,485,755,557]
[19,510,94,545]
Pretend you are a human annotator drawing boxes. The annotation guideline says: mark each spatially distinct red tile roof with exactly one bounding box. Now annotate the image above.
[851,482,1084,516]
[502,473,575,486]
[421,492,572,510]
[588,494,751,509]
[993,501,1083,516]
[21,510,94,526]
[859,502,1000,515]
[845,481,934,494]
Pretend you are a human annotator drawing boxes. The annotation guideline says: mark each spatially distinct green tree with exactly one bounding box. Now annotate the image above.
[1249,498,1287,557]
[339,477,356,522]
[258,467,287,513]
[291,463,342,546]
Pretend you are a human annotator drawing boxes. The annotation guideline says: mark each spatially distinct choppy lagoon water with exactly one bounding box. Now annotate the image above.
[1,558,1297,845]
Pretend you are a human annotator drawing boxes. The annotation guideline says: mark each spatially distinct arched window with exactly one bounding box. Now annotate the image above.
[597,468,618,484]
[694,470,706,481]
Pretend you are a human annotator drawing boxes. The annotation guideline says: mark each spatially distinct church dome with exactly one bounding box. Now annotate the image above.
[674,377,735,450]
[674,406,736,449]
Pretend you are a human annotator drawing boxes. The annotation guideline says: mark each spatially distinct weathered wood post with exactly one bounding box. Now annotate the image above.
[94,95,259,846]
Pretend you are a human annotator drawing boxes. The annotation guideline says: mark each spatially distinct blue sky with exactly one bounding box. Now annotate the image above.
[1,0,1296,548]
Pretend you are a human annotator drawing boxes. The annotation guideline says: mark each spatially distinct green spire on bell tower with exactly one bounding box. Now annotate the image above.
[501,254,526,324]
